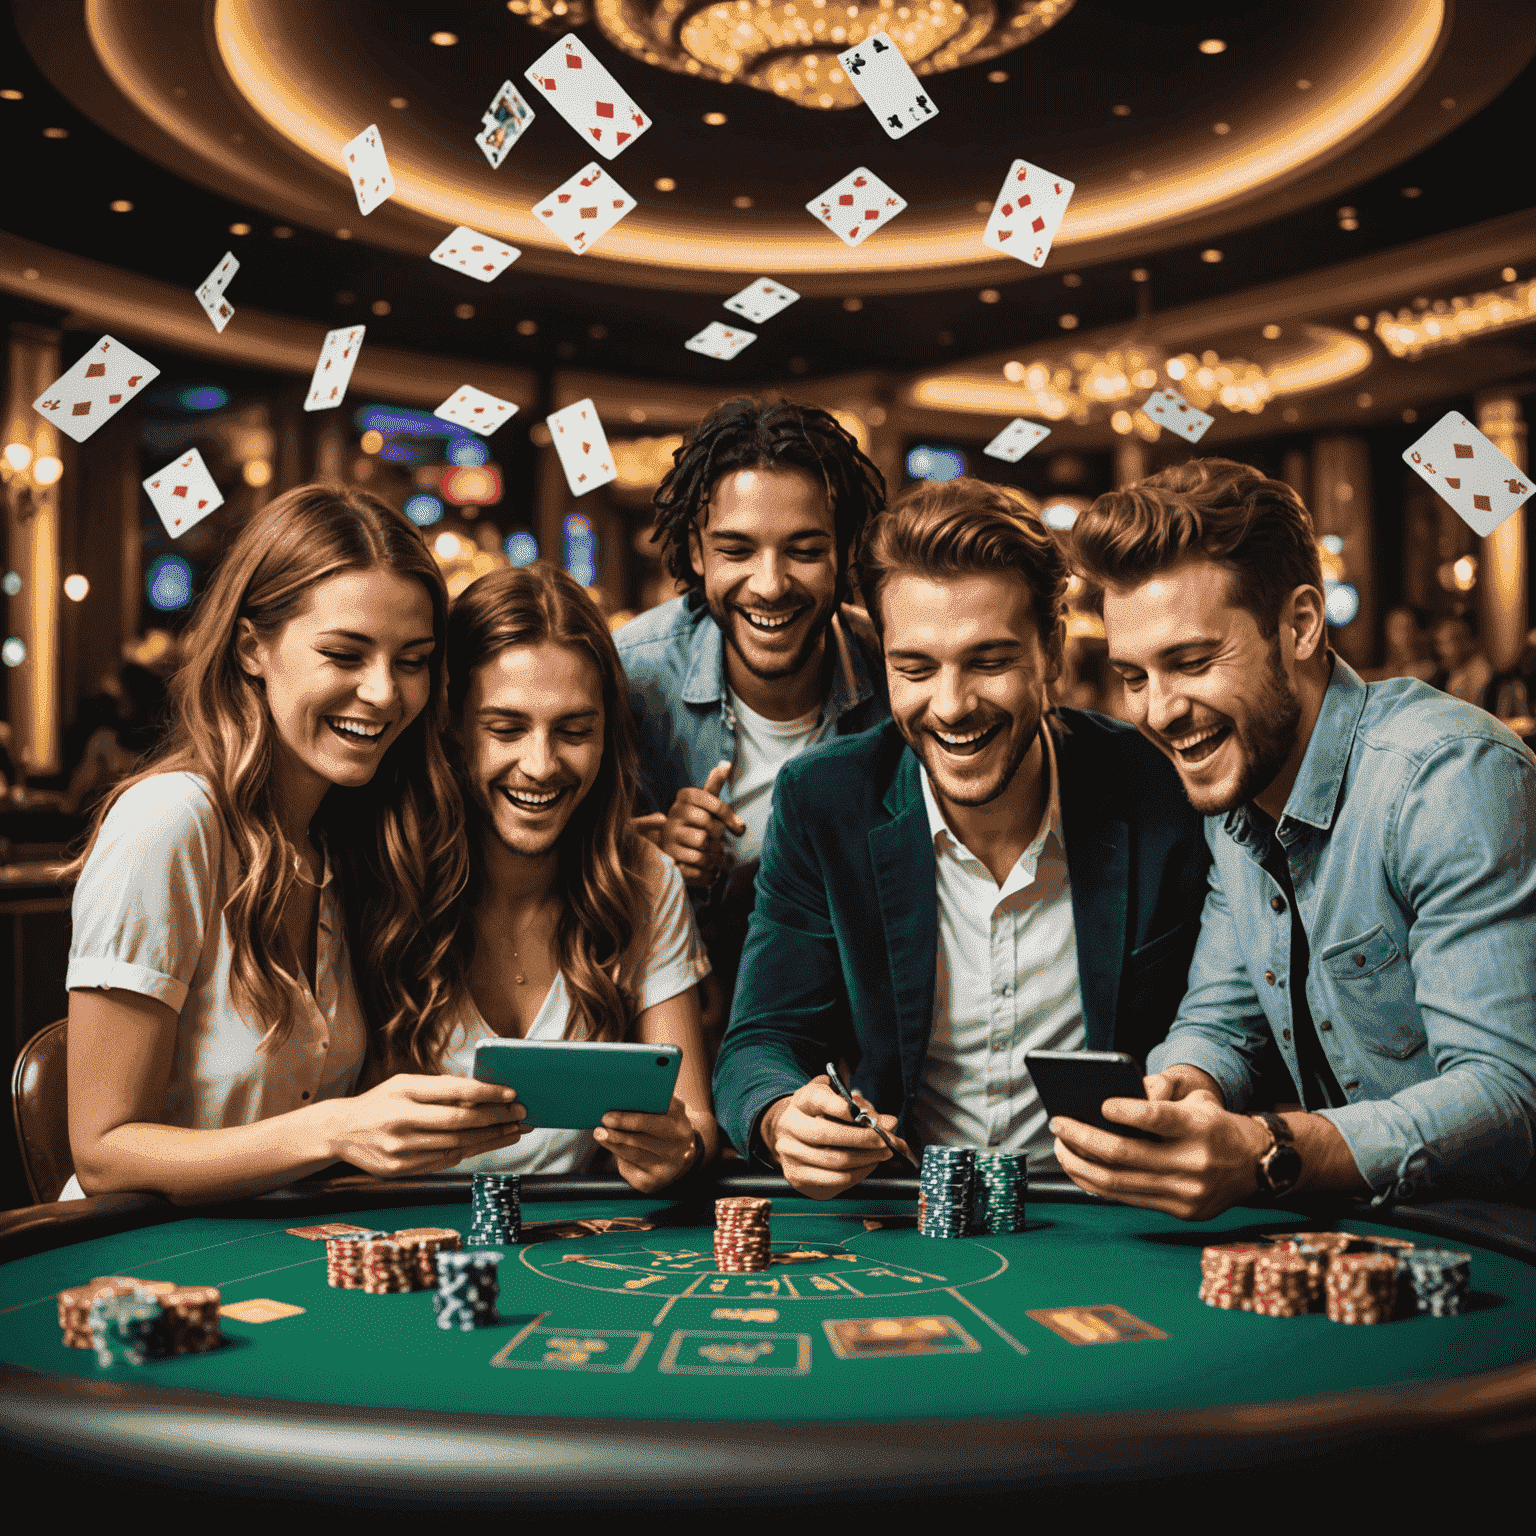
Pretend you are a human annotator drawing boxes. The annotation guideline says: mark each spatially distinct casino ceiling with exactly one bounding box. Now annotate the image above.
[2,0,1535,440]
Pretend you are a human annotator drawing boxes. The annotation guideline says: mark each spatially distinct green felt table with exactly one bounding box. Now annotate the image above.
[2,1174,1535,1511]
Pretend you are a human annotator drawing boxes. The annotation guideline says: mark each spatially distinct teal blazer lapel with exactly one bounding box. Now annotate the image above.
[1055,718,1128,1050]
[868,747,938,1105]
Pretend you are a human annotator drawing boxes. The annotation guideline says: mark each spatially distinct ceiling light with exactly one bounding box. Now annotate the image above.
[455,303,475,319]
[1112,104,1130,116]
[229,222,251,235]
[1198,38,1226,54]
[1111,410,1133,434]
[109,200,133,213]
[42,127,68,139]
[974,200,991,213]
[1402,409,1417,423]
[1200,249,1223,262]
[989,71,1009,84]
[32,455,62,486]
[1003,361,1024,383]
[1058,314,1079,330]
[3,444,31,473]
[1296,79,1311,90]
[1062,273,1082,287]
[1501,267,1517,282]
[979,289,1001,304]
[360,430,384,454]
[335,228,352,239]
[0,89,23,101]
[628,408,647,423]
[588,324,608,339]
[1440,97,1456,109]
[1338,217,1359,231]
[22,268,38,280]
[1354,315,1370,329]
[1375,272,1536,358]
[654,177,676,191]
[1401,186,1421,197]
[371,300,391,316]
[1130,267,1148,282]
[1212,122,1230,134]
[843,297,863,312]
[732,195,753,208]
[389,97,409,109]
[517,319,538,336]
[273,225,293,238]
[63,575,89,603]
[430,31,458,46]
[1356,392,1373,409]
[703,111,727,125]
[1262,324,1281,340]
[244,459,272,487]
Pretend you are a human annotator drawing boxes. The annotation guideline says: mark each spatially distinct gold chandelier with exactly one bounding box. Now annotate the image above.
[507,0,1075,109]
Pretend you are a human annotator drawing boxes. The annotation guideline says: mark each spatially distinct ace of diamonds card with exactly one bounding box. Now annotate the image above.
[1403,410,1533,537]
[806,167,907,248]
[547,399,617,497]
[32,335,160,444]
[983,159,1074,268]
[143,448,223,538]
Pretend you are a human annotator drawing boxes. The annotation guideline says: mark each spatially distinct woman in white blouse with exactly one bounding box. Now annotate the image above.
[63,486,527,1202]
[392,564,718,1190]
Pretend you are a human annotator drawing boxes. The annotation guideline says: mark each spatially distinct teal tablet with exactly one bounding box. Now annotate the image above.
[471,1039,682,1130]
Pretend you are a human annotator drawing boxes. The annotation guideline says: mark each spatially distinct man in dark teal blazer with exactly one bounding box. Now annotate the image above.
[712,478,1210,1195]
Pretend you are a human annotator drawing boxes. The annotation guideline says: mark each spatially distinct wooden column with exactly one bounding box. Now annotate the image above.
[1474,391,1529,670]
[1310,435,1375,671]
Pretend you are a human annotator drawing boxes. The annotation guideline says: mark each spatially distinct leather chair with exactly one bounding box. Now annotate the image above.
[11,1017,72,1203]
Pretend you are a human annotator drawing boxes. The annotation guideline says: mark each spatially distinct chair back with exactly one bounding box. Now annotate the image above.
[11,1017,72,1203]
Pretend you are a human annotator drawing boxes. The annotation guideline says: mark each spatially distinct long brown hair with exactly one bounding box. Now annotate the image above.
[68,484,467,1054]
[409,562,649,1069]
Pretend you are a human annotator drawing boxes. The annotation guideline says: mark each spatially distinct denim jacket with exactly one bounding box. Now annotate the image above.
[1147,655,1536,1203]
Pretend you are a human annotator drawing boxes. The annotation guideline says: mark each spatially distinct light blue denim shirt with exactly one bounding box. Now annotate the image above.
[614,594,890,825]
[1147,655,1536,1203]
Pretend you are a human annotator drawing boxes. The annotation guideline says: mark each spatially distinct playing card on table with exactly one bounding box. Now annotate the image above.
[685,321,756,361]
[1402,410,1533,537]
[32,335,159,444]
[143,448,223,538]
[429,226,521,282]
[806,167,907,248]
[343,124,395,215]
[984,418,1051,463]
[983,158,1074,268]
[723,278,799,325]
[837,33,937,140]
[434,385,518,437]
[532,162,636,255]
[524,34,650,160]
[475,79,535,168]
[304,325,365,412]
[1144,389,1214,443]
[547,399,617,497]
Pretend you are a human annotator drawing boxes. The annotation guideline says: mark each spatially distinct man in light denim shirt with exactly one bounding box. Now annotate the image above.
[1052,457,1536,1218]
[616,398,890,1039]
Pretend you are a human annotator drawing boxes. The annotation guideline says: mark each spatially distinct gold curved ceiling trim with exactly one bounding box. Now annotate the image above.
[124,0,1448,277]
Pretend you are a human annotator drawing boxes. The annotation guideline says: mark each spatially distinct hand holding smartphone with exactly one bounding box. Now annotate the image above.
[1024,1049,1161,1142]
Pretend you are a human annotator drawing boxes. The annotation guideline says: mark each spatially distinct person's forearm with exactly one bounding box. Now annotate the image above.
[1162,1063,1225,1104]
[1284,1111,1371,1198]
[75,1101,346,1206]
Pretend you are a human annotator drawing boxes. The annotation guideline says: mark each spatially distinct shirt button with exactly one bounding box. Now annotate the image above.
[1264,970,1276,985]
[301,1091,311,1101]
[1319,1020,1333,1032]
[1271,896,1285,912]
[1282,1028,1292,1042]
[1352,954,1367,967]
[321,1041,329,1050]
[1343,1080,1360,1091]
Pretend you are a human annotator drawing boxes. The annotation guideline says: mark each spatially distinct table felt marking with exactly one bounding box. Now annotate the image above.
[658,1329,812,1375]
[650,1274,706,1329]
[945,1286,1030,1356]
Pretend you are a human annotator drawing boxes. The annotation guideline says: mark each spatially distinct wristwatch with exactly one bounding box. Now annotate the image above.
[1251,1111,1302,1197]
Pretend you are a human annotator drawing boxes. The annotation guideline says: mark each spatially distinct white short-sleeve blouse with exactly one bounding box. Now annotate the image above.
[60,771,367,1198]
[441,844,710,1175]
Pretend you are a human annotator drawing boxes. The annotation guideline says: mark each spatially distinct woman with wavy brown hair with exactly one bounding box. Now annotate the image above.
[413,563,717,1192]
[62,485,527,1202]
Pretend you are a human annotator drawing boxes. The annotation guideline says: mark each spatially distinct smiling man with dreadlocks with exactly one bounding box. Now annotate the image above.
[615,397,890,1045]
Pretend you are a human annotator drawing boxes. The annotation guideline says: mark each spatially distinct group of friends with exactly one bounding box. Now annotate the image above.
[62,397,1536,1219]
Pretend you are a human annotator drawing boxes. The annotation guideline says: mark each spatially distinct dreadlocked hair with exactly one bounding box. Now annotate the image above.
[649,397,886,608]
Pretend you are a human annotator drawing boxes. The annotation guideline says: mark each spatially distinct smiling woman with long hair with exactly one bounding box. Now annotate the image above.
[62,485,527,1203]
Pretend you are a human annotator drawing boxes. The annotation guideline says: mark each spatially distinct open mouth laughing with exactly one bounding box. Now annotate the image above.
[736,604,806,637]
[498,784,568,815]
[325,716,387,747]
[1165,723,1232,765]
[927,719,1006,758]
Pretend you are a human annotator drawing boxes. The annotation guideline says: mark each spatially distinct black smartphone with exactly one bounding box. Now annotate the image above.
[1025,1049,1161,1142]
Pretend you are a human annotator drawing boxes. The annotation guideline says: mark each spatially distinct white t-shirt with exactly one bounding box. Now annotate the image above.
[726,691,831,863]
[439,843,710,1174]
[60,772,367,1199]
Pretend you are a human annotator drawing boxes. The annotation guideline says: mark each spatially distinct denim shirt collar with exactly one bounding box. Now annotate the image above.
[1221,653,1369,853]
[679,604,877,722]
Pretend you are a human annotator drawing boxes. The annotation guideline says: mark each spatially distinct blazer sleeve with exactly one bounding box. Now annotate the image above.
[711,761,853,1160]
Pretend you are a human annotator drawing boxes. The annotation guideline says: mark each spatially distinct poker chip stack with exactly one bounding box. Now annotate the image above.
[1198,1244,1264,1309]
[160,1285,223,1353]
[1250,1250,1312,1318]
[714,1196,772,1272]
[1325,1251,1399,1324]
[325,1229,387,1289]
[360,1237,415,1294]
[391,1227,462,1289]
[1399,1249,1471,1317]
[971,1151,1027,1235]
[1275,1240,1333,1309]
[57,1277,144,1349]
[918,1146,975,1239]
[469,1173,521,1246]
[433,1249,502,1331]
[88,1292,165,1366]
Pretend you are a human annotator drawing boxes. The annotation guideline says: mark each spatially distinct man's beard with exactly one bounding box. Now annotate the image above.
[910,706,1041,810]
[1195,641,1303,814]
[710,593,835,683]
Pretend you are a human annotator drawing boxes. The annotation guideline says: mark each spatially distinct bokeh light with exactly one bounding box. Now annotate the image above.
[905,446,966,482]
[63,574,89,602]
[1325,583,1360,625]
[449,437,489,467]
[178,386,228,411]
[1,636,25,667]
[147,554,194,611]
[505,531,539,566]
[403,494,444,527]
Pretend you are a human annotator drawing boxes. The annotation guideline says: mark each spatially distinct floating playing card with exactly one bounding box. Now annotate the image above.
[532,162,636,255]
[723,278,800,325]
[202,250,239,295]
[143,448,223,538]
[434,384,518,437]
[475,79,535,168]
[429,226,521,282]
[685,321,756,361]
[194,280,235,334]
[548,398,617,497]
[837,33,938,140]
[304,325,366,412]
[983,158,1075,268]
[1143,389,1214,443]
[806,167,907,248]
[984,418,1051,463]
[32,335,159,444]
[1402,410,1533,537]
[343,124,395,215]
[524,34,650,161]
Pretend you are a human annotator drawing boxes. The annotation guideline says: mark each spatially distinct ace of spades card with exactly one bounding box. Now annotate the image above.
[547,399,617,497]
[983,159,1075,268]
[304,326,366,412]
[806,167,907,248]
[434,385,518,438]
[476,80,535,168]
[143,448,223,538]
[984,418,1051,463]
[194,251,239,332]
[1144,389,1215,443]
[685,321,757,361]
[524,35,650,160]
[837,33,938,140]
[532,163,636,255]
[343,124,395,215]
[32,335,160,444]
[428,226,521,283]
[1402,410,1534,537]
[723,278,800,325]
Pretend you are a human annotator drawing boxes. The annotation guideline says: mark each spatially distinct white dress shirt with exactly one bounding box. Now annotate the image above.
[913,726,1085,1166]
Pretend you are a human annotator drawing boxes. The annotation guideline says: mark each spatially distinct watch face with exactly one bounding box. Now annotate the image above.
[1265,1144,1303,1192]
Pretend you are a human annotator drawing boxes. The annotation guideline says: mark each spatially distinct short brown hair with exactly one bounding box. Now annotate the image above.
[855,477,1069,646]
[1068,458,1323,637]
